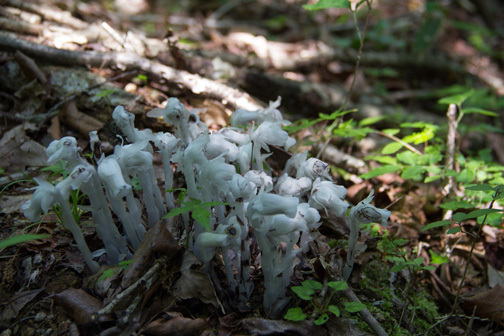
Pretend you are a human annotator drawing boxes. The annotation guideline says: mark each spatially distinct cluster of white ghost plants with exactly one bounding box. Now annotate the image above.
[23,97,390,315]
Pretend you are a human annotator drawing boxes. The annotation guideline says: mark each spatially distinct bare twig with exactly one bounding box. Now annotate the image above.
[93,261,162,319]
[443,104,458,197]
[344,286,389,336]
[0,0,87,29]
[376,130,423,155]
[317,1,373,160]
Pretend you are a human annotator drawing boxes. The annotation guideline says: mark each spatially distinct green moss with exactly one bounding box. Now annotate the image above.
[357,259,439,335]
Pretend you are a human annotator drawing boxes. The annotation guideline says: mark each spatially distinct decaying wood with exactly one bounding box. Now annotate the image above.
[238,69,446,124]
[0,0,87,29]
[0,32,263,111]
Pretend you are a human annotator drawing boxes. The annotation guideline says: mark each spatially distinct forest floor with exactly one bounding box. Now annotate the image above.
[1,0,504,335]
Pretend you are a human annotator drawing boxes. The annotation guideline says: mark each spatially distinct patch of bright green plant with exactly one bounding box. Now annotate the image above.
[361,90,504,194]
[284,107,377,141]
[0,233,51,251]
[422,184,504,234]
[43,161,90,225]
[163,188,228,231]
[284,279,366,325]
[98,259,135,281]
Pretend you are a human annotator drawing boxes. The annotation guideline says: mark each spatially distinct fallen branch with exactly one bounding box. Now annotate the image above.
[0,0,87,29]
[344,286,389,336]
[0,32,262,111]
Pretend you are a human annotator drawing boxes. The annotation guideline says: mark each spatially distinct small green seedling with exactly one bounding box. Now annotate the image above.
[284,279,366,325]
[163,188,228,231]
[0,233,51,251]
[99,259,135,281]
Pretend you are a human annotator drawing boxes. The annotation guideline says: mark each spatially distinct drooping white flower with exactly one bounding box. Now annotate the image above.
[205,133,239,162]
[112,105,136,141]
[237,142,253,173]
[218,127,250,145]
[195,222,242,263]
[256,96,285,124]
[243,170,273,191]
[248,191,299,220]
[98,157,131,198]
[308,178,348,217]
[350,190,390,227]
[114,141,153,173]
[344,190,391,281]
[228,174,256,200]
[199,156,237,197]
[46,137,81,167]
[55,165,93,200]
[187,110,209,142]
[22,178,58,221]
[147,98,192,144]
[230,109,258,127]
[297,158,332,181]
[275,174,312,196]
[284,151,308,177]
[250,121,289,149]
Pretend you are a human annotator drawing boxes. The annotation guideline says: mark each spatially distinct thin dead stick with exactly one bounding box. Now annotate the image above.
[443,104,458,197]
[93,261,162,319]
[376,130,423,155]
[317,0,373,160]
[344,286,388,336]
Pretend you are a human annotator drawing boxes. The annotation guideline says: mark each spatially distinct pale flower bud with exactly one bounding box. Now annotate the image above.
[350,191,390,226]
[298,158,332,181]
[98,157,131,198]
[309,178,348,217]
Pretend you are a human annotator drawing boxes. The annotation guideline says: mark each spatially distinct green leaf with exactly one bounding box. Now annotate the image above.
[413,257,425,265]
[344,301,367,313]
[456,169,475,183]
[381,142,403,155]
[200,201,229,207]
[465,184,495,192]
[98,268,116,281]
[401,166,425,179]
[314,314,330,325]
[440,200,475,210]
[302,280,323,291]
[0,234,51,250]
[438,89,474,105]
[465,208,502,220]
[462,108,498,117]
[423,265,436,271]
[452,212,468,222]
[163,205,194,218]
[303,0,350,11]
[359,165,402,179]
[396,151,421,165]
[391,264,407,272]
[328,305,340,317]
[402,126,436,144]
[318,108,354,120]
[480,212,504,227]
[382,128,400,136]
[424,175,441,183]
[327,281,348,291]
[292,286,315,300]
[429,250,450,265]
[192,207,212,231]
[364,155,398,165]
[284,307,307,321]
[413,17,442,54]
[359,116,386,127]
[447,227,462,234]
